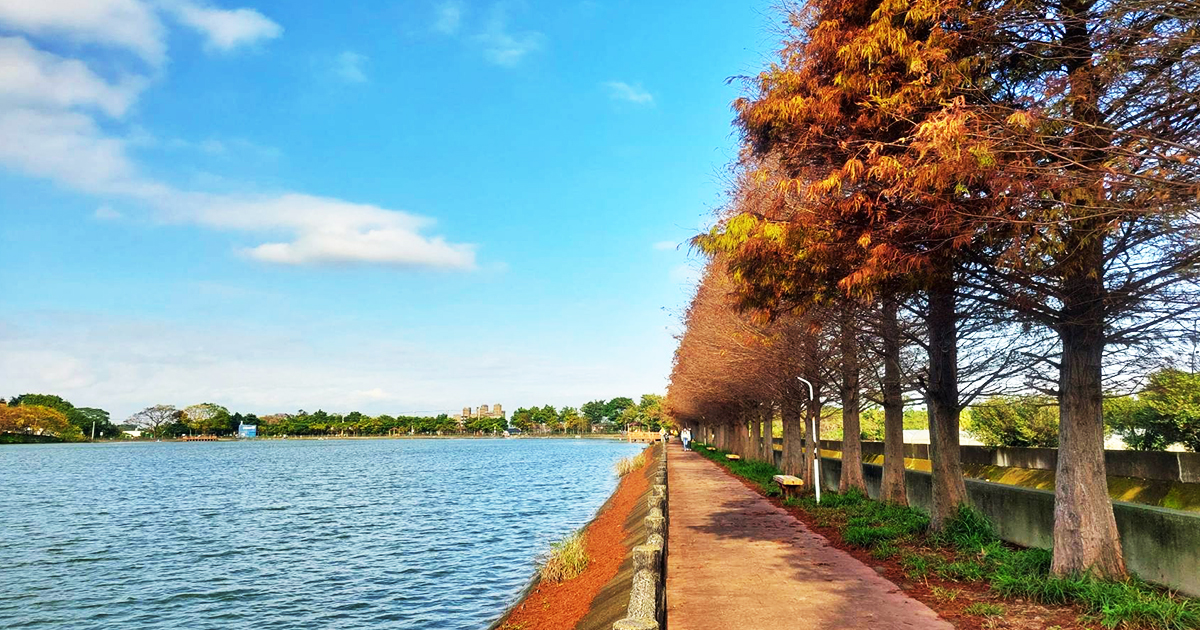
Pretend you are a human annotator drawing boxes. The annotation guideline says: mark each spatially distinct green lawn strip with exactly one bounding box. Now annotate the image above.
[692,442,783,497]
[687,442,1200,630]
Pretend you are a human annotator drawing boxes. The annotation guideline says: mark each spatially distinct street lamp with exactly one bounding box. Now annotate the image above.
[796,376,821,504]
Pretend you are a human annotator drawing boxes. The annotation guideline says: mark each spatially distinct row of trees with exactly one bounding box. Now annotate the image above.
[120,396,667,438]
[670,0,1200,582]
[965,370,1200,450]
[509,395,667,433]
[1,394,119,441]
[0,394,671,440]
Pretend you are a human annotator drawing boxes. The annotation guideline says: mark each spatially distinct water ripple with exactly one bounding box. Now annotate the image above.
[0,438,644,630]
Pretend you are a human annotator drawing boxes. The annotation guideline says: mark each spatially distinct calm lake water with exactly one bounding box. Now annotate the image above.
[0,438,645,630]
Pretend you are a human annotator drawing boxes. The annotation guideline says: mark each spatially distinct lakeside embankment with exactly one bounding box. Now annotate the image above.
[493,443,659,630]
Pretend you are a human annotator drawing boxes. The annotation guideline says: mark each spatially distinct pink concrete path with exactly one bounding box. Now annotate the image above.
[666,447,953,630]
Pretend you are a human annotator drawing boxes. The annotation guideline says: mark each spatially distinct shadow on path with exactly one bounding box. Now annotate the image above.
[665,447,952,630]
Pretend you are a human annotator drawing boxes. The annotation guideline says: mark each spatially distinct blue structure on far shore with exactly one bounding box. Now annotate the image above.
[238,423,257,438]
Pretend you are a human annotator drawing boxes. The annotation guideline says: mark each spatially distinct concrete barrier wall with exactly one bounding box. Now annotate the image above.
[816,457,1200,597]
[775,438,1200,483]
[613,444,668,630]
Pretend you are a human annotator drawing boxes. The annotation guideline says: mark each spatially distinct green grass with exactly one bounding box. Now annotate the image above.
[691,441,1200,630]
[693,443,784,496]
[540,530,589,583]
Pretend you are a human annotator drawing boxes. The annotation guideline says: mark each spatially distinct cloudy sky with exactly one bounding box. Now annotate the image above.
[0,0,772,419]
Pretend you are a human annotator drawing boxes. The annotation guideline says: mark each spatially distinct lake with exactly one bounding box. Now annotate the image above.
[0,438,646,629]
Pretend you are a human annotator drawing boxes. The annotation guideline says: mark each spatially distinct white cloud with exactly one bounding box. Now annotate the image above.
[0,0,282,64]
[352,388,393,401]
[332,50,368,83]
[0,106,474,268]
[94,204,123,220]
[0,22,475,271]
[0,314,639,420]
[167,0,281,52]
[0,0,166,64]
[653,240,678,251]
[0,36,147,118]
[433,0,464,35]
[180,192,477,269]
[475,4,542,67]
[0,107,162,196]
[604,81,653,104]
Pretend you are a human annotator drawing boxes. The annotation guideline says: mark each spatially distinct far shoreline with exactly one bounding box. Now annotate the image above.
[1,433,645,445]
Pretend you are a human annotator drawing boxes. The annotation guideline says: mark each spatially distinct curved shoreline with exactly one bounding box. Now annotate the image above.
[491,443,658,630]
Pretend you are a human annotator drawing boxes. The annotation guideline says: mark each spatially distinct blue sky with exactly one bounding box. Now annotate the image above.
[0,0,775,420]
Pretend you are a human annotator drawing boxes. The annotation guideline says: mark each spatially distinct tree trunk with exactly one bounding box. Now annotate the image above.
[1052,239,1126,578]
[1048,0,1126,579]
[880,296,909,505]
[749,411,762,461]
[782,395,804,476]
[733,411,746,456]
[927,279,968,530]
[840,309,867,493]
[761,405,775,465]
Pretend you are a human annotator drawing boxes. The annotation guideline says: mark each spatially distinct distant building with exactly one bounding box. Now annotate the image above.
[460,404,505,423]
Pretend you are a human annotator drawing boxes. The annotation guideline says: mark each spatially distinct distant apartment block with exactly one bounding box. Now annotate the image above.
[460,404,505,423]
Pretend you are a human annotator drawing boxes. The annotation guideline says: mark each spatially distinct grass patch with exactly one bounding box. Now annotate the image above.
[693,443,783,496]
[693,442,1200,630]
[931,585,961,602]
[615,451,647,477]
[871,541,900,560]
[932,504,998,551]
[965,602,1006,617]
[540,530,588,583]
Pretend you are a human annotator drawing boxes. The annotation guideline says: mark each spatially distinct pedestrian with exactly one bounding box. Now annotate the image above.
[682,427,692,451]
[659,426,667,444]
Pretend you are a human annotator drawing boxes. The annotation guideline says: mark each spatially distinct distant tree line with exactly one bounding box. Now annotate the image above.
[815,369,1200,451]
[0,393,670,441]
[1,394,119,442]
[509,395,666,434]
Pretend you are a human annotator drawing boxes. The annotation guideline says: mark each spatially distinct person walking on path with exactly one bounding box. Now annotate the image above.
[681,427,692,451]
[659,426,667,444]
[666,446,953,629]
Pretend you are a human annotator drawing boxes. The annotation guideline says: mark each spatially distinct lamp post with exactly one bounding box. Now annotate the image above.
[796,376,821,504]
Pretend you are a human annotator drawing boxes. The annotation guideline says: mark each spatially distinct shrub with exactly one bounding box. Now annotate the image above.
[967,395,1060,448]
[1107,370,1200,452]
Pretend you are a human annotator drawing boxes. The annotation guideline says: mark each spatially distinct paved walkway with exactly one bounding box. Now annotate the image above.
[666,447,952,630]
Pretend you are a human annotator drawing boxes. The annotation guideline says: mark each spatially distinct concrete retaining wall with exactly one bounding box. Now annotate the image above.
[778,438,1200,484]
[816,457,1200,597]
[613,444,668,630]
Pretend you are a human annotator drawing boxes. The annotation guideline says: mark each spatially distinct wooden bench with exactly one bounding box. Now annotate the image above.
[725,454,741,461]
[773,474,804,499]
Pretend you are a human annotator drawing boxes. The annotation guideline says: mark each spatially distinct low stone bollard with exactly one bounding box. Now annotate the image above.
[613,444,669,630]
